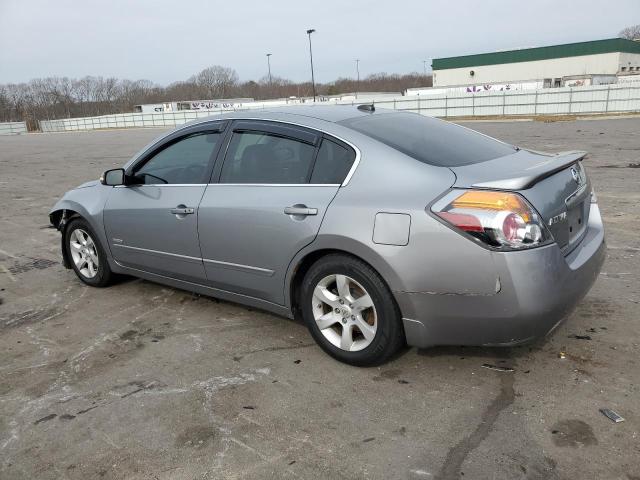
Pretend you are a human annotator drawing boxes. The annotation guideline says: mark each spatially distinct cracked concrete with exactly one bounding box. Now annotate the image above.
[1,120,639,479]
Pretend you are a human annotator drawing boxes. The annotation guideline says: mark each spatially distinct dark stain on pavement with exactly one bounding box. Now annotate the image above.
[550,419,598,447]
[119,329,139,341]
[76,405,99,415]
[34,413,57,425]
[7,257,57,274]
[435,357,516,480]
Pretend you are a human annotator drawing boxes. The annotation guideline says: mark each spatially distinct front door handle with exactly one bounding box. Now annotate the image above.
[170,206,195,215]
[284,205,318,216]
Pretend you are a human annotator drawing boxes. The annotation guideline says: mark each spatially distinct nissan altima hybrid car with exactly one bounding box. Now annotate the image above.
[50,105,605,365]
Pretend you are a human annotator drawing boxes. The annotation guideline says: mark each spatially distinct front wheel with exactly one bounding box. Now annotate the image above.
[64,218,114,287]
[300,254,405,366]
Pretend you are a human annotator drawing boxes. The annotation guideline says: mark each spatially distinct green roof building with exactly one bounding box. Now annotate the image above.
[431,38,640,88]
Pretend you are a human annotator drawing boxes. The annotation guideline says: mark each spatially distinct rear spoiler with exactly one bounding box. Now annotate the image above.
[452,150,587,191]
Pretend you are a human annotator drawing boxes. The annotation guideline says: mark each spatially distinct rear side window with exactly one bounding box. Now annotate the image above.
[310,139,355,184]
[220,131,316,184]
[339,113,515,167]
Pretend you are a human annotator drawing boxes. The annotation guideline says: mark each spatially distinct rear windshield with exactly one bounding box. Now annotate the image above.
[339,112,516,167]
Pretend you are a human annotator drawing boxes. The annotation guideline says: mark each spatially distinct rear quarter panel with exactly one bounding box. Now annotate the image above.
[288,131,501,310]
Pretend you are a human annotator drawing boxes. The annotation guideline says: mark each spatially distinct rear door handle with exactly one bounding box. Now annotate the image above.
[284,206,318,216]
[170,206,195,215]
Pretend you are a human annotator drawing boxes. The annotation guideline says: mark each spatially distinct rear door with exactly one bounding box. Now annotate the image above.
[103,124,226,282]
[197,121,356,304]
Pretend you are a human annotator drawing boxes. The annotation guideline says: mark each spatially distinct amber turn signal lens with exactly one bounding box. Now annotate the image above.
[450,191,531,222]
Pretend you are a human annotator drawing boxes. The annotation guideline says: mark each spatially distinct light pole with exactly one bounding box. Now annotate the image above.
[306,29,317,102]
[266,53,272,85]
[355,59,360,99]
[423,60,428,76]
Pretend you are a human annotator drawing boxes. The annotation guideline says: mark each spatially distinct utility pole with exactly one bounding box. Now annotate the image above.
[306,29,317,102]
[356,59,360,99]
[266,53,272,85]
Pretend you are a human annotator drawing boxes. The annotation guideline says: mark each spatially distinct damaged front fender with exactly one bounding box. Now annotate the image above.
[49,183,114,269]
[50,209,74,268]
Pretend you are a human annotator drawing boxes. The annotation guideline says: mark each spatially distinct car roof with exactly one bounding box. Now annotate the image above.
[186,104,397,127]
[258,104,394,122]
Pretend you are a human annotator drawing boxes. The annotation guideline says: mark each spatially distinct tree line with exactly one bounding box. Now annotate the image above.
[0,66,432,130]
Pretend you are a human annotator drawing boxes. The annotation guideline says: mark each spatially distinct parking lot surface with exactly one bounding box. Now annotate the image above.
[1,118,639,480]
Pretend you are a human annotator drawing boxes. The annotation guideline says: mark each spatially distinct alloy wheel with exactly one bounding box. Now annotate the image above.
[311,274,377,352]
[69,228,99,279]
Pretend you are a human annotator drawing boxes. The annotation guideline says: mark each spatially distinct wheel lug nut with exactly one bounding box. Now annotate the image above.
[351,315,355,320]
[341,318,347,324]
[339,299,344,304]
[334,308,340,313]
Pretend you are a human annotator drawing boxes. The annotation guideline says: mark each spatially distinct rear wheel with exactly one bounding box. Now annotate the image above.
[300,254,404,366]
[64,218,114,287]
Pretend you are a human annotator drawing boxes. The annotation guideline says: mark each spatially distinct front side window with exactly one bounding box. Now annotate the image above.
[220,131,316,184]
[310,139,355,184]
[134,132,220,184]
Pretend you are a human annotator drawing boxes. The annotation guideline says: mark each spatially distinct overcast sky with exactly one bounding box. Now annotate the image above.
[1,0,638,85]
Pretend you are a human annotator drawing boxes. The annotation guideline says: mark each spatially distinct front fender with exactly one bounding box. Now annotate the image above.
[49,184,114,263]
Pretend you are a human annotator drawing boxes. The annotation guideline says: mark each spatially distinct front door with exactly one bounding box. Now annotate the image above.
[197,121,356,304]
[104,129,223,283]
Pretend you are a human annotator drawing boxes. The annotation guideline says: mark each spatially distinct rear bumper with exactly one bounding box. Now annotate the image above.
[397,203,606,348]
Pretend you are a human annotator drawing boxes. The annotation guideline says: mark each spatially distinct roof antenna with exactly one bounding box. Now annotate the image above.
[357,104,375,113]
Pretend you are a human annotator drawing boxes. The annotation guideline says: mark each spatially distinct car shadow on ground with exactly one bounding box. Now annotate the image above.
[415,334,553,365]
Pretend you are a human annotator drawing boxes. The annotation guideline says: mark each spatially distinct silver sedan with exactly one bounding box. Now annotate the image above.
[50,106,605,365]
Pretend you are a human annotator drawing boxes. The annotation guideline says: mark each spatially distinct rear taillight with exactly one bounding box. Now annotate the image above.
[431,190,553,250]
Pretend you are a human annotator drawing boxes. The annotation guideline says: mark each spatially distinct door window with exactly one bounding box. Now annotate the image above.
[134,132,220,184]
[220,131,316,184]
[310,139,356,184]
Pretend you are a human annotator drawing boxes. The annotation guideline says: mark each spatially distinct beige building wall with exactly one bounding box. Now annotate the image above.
[619,52,640,72]
[432,52,636,87]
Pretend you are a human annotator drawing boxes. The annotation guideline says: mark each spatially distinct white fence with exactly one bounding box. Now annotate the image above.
[38,84,640,133]
[0,121,27,135]
[374,83,640,117]
[39,109,230,132]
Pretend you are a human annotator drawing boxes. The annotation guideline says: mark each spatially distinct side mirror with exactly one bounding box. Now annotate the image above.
[100,168,125,186]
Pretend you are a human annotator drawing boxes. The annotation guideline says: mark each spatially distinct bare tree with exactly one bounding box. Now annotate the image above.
[191,66,239,99]
[619,24,640,40]
[327,72,431,96]
[165,80,204,102]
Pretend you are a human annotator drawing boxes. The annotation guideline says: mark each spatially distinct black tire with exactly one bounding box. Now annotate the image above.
[64,218,114,287]
[300,253,405,366]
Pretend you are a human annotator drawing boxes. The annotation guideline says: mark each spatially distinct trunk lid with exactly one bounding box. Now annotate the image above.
[450,149,591,254]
